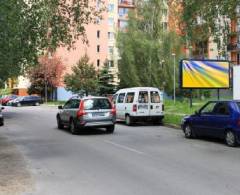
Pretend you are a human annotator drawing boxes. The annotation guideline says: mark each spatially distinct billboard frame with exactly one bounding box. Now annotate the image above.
[179,59,231,89]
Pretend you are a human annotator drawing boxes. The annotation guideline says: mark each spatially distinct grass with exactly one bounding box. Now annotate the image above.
[163,96,233,127]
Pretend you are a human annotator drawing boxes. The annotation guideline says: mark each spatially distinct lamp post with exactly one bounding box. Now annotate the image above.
[172,53,176,104]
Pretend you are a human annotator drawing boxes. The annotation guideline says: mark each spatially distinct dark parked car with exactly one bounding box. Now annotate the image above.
[56,96,116,134]
[0,106,4,126]
[181,101,240,147]
[12,95,42,107]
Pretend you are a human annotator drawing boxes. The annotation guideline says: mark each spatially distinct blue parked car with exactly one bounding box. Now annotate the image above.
[181,101,240,147]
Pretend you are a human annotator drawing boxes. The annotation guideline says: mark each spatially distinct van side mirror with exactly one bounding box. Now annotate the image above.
[58,105,63,110]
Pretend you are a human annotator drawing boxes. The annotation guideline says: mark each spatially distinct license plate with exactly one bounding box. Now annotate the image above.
[92,112,106,117]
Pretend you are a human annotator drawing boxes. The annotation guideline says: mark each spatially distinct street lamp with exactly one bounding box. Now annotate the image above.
[172,53,176,104]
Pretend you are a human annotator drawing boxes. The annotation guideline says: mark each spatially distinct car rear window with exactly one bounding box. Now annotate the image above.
[84,99,112,110]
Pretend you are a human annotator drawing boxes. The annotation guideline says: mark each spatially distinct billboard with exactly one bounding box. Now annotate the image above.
[180,60,230,89]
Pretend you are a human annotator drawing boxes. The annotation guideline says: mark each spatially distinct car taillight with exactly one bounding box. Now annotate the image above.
[77,101,86,118]
[237,118,240,127]
[110,101,116,116]
[133,104,137,112]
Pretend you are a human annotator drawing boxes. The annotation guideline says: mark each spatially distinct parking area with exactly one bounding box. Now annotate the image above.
[1,106,240,195]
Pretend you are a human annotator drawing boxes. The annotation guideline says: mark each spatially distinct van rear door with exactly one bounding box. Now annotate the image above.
[137,91,149,116]
[149,91,163,116]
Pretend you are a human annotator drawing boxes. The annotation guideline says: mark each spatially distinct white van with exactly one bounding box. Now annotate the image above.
[112,87,164,125]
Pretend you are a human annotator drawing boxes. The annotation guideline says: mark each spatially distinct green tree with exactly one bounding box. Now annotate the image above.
[0,0,104,82]
[98,63,116,95]
[181,0,240,57]
[117,0,183,94]
[64,55,98,96]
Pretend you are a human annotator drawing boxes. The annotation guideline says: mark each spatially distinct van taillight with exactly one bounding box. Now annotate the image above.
[133,104,137,112]
[77,101,86,118]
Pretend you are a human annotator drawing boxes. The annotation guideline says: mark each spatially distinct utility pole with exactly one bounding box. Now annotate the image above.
[172,53,176,104]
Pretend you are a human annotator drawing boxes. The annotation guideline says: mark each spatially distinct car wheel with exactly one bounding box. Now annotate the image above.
[35,102,40,106]
[225,130,237,147]
[57,115,64,129]
[184,124,195,138]
[125,115,132,126]
[17,103,21,107]
[0,120,4,126]
[106,125,115,133]
[69,119,78,135]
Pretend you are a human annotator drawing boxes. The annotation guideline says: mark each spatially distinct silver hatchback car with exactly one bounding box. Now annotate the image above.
[56,96,116,134]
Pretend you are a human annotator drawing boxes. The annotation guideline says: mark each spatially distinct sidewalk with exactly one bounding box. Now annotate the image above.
[0,133,32,195]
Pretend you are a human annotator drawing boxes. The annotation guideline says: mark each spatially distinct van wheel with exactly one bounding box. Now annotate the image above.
[125,115,132,126]
[225,130,237,147]
[106,125,115,133]
[17,103,21,107]
[69,119,78,135]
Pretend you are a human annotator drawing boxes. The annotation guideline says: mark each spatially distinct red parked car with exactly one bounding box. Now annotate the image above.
[0,95,18,105]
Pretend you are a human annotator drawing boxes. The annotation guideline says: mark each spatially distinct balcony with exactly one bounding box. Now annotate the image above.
[227,43,240,51]
[118,0,134,8]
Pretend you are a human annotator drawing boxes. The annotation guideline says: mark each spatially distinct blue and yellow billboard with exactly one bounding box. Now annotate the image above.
[180,60,230,89]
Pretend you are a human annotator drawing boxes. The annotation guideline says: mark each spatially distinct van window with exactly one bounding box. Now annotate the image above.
[151,91,160,103]
[125,92,135,103]
[138,91,148,103]
[117,93,125,103]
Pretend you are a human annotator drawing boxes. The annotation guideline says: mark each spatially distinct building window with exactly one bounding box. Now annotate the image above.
[108,4,114,12]
[97,45,100,52]
[118,8,129,17]
[119,20,128,29]
[97,30,100,38]
[108,46,114,54]
[97,59,100,67]
[108,60,114,67]
[108,32,114,39]
[108,18,114,26]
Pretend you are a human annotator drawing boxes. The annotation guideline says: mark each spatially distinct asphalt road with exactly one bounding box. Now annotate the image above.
[1,106,240,195]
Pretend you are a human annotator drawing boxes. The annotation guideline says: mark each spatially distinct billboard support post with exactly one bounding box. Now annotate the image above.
[190,89,193,108]
[217,89,220,100]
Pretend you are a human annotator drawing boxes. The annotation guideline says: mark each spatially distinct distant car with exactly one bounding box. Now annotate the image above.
[181,101,240,147]
[0,106,4,126]
[56,96,116,134]
[1,95,18,105]
[12,95,42,107]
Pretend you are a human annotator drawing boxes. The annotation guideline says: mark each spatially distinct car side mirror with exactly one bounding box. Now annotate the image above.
[58,105,63,110]
[195,110,200,116]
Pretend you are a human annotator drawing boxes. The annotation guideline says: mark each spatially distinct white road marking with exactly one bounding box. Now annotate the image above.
[104,140,144,155]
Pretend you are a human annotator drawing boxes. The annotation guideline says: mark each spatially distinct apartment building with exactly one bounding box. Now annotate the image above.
[228,6,240,65]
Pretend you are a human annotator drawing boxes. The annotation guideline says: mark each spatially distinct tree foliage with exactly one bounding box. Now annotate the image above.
[64,55,99,95]
[181,0,240,56]
[27,55,65,96]
[98,63,116,95]
[117,0,183,94]
[0,0,104,82]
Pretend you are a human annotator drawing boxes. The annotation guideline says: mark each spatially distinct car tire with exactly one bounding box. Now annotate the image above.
[35,102,40,106]
[69,119,78,135]
[225,130,237,147]
[184,124,195,138]
[17,103,21,107]
[57,115,64,129]
[106,125,115,133]
[125,115,132,126]
[0,120,4,126]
